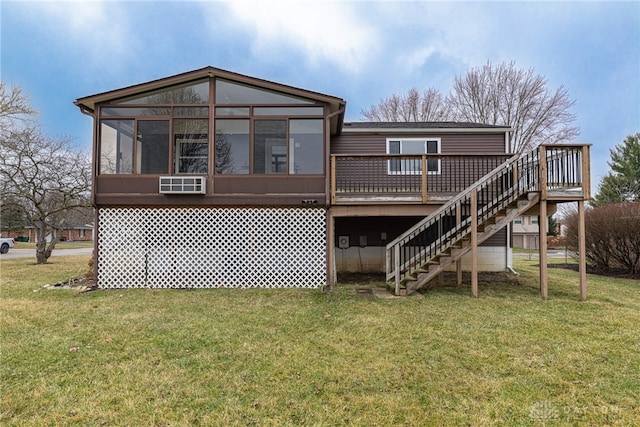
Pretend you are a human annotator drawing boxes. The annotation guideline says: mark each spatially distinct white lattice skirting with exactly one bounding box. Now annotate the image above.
[97,207,327,289]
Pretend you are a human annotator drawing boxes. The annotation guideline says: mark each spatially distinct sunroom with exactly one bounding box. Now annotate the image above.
[76,67,346,206]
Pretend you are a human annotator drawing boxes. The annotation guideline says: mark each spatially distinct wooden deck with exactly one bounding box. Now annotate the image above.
[331,145,590,205]
[343,144,592,300]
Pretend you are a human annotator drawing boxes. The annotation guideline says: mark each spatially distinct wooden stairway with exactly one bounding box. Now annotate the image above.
[386,147,544,296]
[402,193,540,294]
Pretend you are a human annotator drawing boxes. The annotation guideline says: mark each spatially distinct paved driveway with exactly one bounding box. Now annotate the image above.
[0,248,93,260]
[513,249,575,259]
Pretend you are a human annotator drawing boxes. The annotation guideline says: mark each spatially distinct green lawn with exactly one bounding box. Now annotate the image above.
[13,241,94,250]
[1,255,638,426]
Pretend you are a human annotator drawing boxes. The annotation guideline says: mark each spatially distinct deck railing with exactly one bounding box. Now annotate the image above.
[331,153,511,203]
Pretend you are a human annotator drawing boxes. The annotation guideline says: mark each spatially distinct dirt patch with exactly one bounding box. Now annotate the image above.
[43,275,97,292]
[338,273,386,284]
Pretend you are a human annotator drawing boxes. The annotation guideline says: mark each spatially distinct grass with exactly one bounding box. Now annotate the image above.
[13,241,94,250]
[1,255,639,426]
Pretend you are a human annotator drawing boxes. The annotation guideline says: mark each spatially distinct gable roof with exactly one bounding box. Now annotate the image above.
[75,65,346,116]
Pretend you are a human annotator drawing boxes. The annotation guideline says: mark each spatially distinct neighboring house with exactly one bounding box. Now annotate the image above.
[513,215,563,249]
[58,222,94,242]
[512,215,540,249]
[75,66,590,297]
[3,222,93,243]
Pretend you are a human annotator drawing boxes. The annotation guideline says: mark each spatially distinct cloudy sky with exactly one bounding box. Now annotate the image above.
[2,0,639,192]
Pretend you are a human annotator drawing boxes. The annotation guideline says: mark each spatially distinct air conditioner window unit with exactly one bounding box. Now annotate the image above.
[159,176,206,194]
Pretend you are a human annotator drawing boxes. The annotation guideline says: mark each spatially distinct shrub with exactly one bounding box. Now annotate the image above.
[565,202,640,274]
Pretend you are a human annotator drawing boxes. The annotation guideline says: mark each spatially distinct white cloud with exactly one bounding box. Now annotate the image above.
[30,1,134,73]
[212,1,378,73]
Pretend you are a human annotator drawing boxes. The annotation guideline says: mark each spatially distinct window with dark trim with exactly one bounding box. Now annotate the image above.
[386,138,441,175]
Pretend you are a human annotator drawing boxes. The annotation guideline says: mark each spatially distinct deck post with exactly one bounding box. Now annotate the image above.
[539,200,548,300]
[470,189,478,298]
[326,210,335,290]
[394,244,401,296]
[581,145,591,199]
[578,200,587,300]
[539,145,548,199]
[421,155,428,203]
[456,202,463,286]
[330,156,337,205]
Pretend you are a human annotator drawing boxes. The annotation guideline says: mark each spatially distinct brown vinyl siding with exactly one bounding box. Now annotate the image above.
[96,175,325,200]
[214,176,325,194]
[482,227,506,247]
[331,133,506,155]
[334,217,507,248]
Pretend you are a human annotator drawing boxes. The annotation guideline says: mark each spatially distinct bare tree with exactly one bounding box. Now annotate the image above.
[448,61,579,153]
[0,82,37,125]
[214,132,235,174]
[361,87,451,122]
[0,126,91,264]
[360,61,579,154]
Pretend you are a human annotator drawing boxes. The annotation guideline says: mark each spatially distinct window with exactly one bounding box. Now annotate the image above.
[254,107,324,116]
[97,77,326,177]
[100,120,134,174]
[114,80,209,105]
[289,119,323,174]
[250,119,324,175]
[531,216,539,225]
[174,119,209,174]
[100,119,171,175]
[514,217,523,224]
[215,80,314,105]
[137,121,169,174]
[387,138,441,175]
[254,121,287,174]
[215,119,250,174]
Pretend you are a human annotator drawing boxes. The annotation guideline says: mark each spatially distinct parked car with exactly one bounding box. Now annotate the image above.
[0,237,15,254]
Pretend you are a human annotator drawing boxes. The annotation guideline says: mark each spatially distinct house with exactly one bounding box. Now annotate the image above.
[75,66,590,298]
[512,215,540,249]
[58,222,94,242]
[513,215,563,249]
[3,222,93,243]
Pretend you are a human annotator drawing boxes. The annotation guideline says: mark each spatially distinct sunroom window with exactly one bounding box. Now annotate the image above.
[215,79,314,105]
[289,119,323,174]
[387,138,441,175]
[137,120,169,174]
[174,119,209,174]
[97,77,326,177]
[100,119,170,175]
[215,119,250,174]
[254,121,287,174]
[100,120,134,174]
[114,80,209,105]
[248,119,323,175]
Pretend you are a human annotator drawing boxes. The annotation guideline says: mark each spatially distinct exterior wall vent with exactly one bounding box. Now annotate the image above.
[159,176,206,194]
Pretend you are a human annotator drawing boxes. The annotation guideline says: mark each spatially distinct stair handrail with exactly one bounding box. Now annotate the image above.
[386,151,530,249]
[386,147,542,282]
